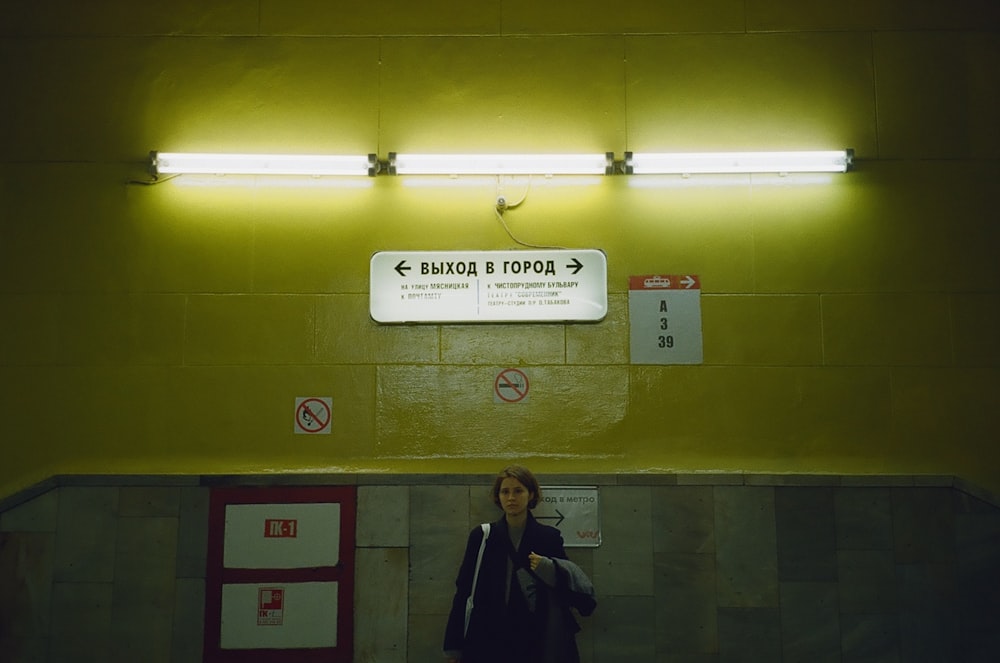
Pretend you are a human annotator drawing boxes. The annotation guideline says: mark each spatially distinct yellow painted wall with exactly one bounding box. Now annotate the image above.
[1,1,998,499]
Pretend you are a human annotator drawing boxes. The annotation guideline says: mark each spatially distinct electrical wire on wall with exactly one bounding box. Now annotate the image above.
[128,174,178,185]
[493,176,569,250]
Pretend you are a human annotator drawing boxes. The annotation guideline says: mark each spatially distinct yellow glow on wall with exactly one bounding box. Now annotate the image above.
[3,2,999,503]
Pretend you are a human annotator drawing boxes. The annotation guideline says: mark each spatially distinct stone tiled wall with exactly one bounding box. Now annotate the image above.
[0,482,209,662]
[1,474,999,662]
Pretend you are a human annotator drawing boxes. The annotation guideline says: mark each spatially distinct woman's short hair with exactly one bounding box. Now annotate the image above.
[491,465,542,510]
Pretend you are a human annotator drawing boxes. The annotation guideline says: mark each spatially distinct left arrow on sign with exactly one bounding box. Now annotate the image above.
[395,260,411,276]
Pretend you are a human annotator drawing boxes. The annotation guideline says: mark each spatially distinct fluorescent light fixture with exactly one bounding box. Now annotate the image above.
[625,150,853,175]
[150,151,376,177]
[390,152,614,175]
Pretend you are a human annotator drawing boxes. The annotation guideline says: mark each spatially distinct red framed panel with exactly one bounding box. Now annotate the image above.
[204,486,357,663]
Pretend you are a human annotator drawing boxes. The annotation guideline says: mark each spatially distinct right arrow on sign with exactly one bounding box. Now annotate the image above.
[537,509,565,527]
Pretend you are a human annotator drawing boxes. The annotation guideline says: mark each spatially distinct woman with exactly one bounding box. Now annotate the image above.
[443,465,595,663]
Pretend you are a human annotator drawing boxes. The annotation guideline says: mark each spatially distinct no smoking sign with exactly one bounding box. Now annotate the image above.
[294,397,332,434]
[494,368,529,403]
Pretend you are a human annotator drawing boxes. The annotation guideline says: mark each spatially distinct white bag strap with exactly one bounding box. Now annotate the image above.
[464,523,491,636]
[471,523,490,592]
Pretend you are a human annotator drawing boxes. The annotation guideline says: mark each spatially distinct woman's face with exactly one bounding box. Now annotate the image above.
[499,476,533,519]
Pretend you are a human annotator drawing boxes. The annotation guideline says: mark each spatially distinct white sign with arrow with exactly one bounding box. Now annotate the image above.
[370,250,608,324]
[535,486,601,547]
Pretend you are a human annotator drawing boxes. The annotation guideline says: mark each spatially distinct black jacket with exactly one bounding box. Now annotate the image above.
[444,513,588,663]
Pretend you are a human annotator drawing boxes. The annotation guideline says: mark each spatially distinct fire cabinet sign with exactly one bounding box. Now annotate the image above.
[206,486,356,662]
[369,249,608,323]
[224,502,341,569]
[220,581,339,649]
[258,588,284,625]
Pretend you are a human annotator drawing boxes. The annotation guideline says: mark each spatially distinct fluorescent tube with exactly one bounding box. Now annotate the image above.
[626,150,853,174]
[150,152,375,177]
[390,153,613,175]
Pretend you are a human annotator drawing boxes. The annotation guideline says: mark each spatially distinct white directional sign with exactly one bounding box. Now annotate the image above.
[535,486,601,547]
[370,250,608,323]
